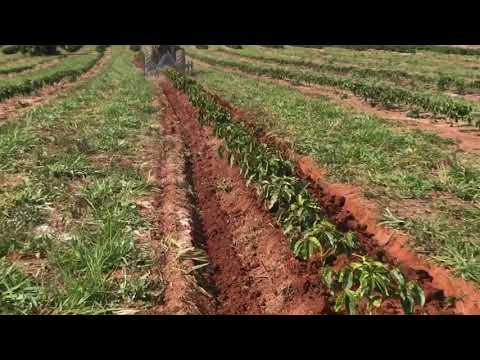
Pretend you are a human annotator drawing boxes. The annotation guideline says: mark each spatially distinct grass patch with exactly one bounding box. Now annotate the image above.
[0,258,47,314]
[0,46,162,314]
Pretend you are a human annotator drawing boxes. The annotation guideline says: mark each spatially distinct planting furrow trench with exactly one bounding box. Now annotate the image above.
[143,86,214,315]
[154,77,329,315]
[200,84,480,315]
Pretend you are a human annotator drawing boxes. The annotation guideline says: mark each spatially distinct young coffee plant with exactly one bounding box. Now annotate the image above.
[321,255,425,315]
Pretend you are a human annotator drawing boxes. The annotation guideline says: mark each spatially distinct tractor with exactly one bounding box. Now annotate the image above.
[143,45,192,76]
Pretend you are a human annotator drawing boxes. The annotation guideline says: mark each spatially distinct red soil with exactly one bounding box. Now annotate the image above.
[159,78,329,315]
[144,89,214,315]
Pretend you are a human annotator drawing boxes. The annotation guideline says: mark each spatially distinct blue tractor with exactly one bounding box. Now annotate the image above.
[144,45,191,76]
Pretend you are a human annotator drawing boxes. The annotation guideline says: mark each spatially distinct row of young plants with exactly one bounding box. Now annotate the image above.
[188,51,476,124]
[166,69,426,315]
[0,63,38,75]
[0,49,105,102]
[1,45,84,56]
[298,45,480,57]
[217,47,480,95]
[0,56,63,75]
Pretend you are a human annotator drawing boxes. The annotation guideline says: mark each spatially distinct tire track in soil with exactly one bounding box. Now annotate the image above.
[158,78,328,315]
[141,89,215,315]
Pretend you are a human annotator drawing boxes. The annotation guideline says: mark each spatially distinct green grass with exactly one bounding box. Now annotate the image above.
[0,52,28,67]
[48,173,153,313]
[0,46,163,314]
[190,63,480,284]
[0,258,47,315]
[314,45,480,57]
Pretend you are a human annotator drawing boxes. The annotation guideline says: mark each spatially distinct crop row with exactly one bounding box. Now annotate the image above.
[0,51,104,102]
[0,56,60,75]
[217,48,480,94]
[166,69,426,315]
[0,55,66,75]
[298,45,480,56]
[0,63,37,75]
[189,51,476,124]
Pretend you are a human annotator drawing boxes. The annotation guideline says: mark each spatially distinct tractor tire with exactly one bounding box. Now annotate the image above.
[175,48,186,74]
[143,47,153,75]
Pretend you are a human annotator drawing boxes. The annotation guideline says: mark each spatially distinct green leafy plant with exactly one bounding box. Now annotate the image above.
[322,255,425,315]
[19,45,60,56]
[61,45,84,53]
[96,45,109,53]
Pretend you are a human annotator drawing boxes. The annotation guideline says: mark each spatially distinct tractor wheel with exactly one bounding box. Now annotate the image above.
[144,48,153,75]
[175,48,186,74]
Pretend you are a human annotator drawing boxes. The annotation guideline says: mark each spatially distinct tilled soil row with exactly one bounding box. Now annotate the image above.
[0,49,112,124]
[205,89,480,315]
[157,77,330,315]
[144,87,215,315]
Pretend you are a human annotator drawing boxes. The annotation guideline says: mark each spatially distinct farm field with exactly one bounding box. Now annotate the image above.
[1,45,480,315]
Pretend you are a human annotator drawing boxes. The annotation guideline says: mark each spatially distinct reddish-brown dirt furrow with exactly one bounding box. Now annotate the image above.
[0,49,112,124]
[143,87,215,315]
[159,78,328,315]
[207,92,480,315]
